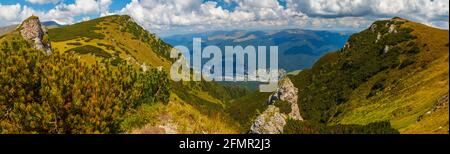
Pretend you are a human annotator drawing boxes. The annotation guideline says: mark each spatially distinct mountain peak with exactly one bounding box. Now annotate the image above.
[391,16,407,21]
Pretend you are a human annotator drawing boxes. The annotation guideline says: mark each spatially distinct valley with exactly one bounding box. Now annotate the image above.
[0,15,448,134]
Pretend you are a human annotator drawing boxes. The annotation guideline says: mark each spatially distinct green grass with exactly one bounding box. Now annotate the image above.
[97,43,116,51]
[121,94,240,134]
[289,17,448,134]
[50,15,173,70]
[226,91,271,132]
[273,100,292,114]
[66,45,112,58]
[66,42,82,46]
[2,15,251,134]
[48,17,105,42]
[284,120,399,134]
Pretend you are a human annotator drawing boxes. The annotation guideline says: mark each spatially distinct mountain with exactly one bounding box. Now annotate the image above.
[0,15,248,134]
[162,29,352,72]
[1,15,447,134]
[48,15,173,70]
[0,21,62,37]
[288,17,448,134]
[47,15,249,133]
[42,21,62,29]
[229,17,448,134]
[0,25,16,36]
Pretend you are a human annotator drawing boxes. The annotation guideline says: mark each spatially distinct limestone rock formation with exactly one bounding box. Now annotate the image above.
[250,105,287,134]
[267,78,303,120]
[250,77,303,134]
[18,16,52,54]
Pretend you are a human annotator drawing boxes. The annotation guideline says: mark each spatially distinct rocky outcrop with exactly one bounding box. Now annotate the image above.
[250,105,287,134]
[388,24,398,34]
[343,42,351,49]
[250,77,303,134]
[18,16,52,54]
[384,45,390,54]
[376,32,382,43]
[267,78,303,120]
[370,23,377,32]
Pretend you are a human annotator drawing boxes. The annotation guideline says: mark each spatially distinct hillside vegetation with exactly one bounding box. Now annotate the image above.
[0,32,171,133]
[290,17,448,134]
[48,15,172,70]
[1,15,447,134]
[1,15,248,134]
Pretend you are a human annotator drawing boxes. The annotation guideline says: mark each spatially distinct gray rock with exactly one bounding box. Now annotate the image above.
[267,78,303,121]
[370,23,377,32]
[250,105,287,134]
[19,16,52,54]
[250,77,303,134]
[388,24,398,34]
[384,45,389,54]
[376,32,382,43]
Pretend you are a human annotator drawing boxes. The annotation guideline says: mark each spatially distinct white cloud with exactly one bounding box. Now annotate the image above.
[118,0,449,35]
[26,0,61,5]
[119,0,309,34]
[1,0,449,35]
[0,0,113,26]
[287,0,369,17]
[286,0,449,28]
[0,4,22,25]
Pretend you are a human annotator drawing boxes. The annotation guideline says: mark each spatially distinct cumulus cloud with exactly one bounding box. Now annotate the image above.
[0,0,113,26]
[0,4,22,24]
[287,0,449,28]
[26,0,61,5]
[119,0,309,34]
[117,0,448,35]
[1,0,449,34]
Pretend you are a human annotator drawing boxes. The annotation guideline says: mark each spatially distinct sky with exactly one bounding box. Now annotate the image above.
[0,0,449,36]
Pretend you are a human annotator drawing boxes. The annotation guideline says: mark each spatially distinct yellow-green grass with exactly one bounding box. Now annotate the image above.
[121,93,239,134]
[189,89,225,107]
[331,19,449,134]
[49,16,171,70]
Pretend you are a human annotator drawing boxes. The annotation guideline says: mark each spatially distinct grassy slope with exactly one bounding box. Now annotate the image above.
[49,15,171,70]
[290,18,448,134]
[331,20,449,134]
[46,15,249,133]
[121,93,240,134]
[226,91,272,132]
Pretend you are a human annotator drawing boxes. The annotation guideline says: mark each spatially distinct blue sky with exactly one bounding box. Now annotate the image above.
[1,0,449,36]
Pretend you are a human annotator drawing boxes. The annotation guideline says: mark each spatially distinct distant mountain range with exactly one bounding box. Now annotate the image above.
[230,17,449,134]
[162,29,353,72]
[0,21,62,36]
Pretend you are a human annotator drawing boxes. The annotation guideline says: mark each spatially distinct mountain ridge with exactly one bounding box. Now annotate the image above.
[0,15,248,134]
[228,17,448,134]
[0,15,447,134]
[162,29,352,72]
[289,17,449,134]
